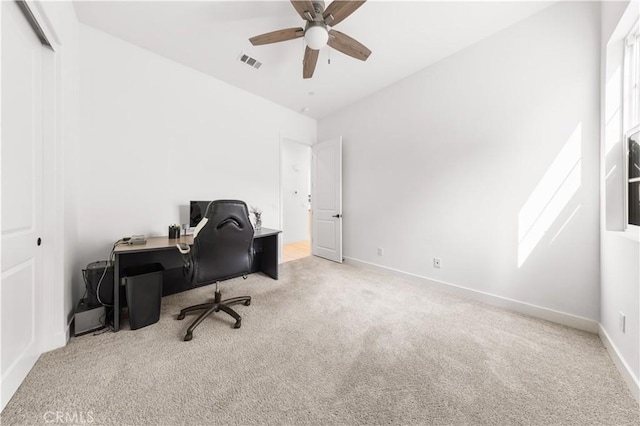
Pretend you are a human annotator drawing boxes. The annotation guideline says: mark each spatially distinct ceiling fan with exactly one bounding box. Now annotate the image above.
[249,0,371,79]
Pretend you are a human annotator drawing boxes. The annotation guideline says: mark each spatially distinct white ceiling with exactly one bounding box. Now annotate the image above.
[73,1,553,119]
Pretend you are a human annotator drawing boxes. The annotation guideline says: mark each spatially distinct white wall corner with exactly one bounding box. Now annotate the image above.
[46,320,71,353]
[599,325,640,403]
[344,257,600,334]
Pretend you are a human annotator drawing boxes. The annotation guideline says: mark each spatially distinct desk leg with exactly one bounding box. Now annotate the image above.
[113,254,120,332]
[260,234,279,280]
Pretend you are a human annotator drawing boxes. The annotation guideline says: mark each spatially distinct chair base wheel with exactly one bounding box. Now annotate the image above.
[179,292,249,339]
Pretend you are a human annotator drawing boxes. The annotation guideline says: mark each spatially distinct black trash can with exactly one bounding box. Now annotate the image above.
[123,263,164,330]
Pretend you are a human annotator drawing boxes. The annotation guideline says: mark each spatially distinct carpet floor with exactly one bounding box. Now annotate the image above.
[2,256,638,425]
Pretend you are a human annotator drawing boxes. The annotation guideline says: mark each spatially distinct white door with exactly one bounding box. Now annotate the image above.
[311,137,343,262]
[1,0,46,410]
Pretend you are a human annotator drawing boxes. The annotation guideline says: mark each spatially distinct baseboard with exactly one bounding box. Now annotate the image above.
[599,325,640,402]
[343,256,599,333]
[64,319,71,343]
[51,320,71,350]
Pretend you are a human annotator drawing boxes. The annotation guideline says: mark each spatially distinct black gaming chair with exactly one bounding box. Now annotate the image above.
[176,200,253,341]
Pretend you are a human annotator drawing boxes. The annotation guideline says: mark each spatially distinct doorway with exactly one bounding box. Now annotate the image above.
[280,138,311,262]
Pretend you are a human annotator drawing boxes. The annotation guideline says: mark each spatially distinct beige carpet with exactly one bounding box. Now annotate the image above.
[2,257,638,425]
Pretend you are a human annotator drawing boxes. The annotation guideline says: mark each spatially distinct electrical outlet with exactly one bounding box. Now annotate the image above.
[378,247,384,256]
[620,312,626,333]
[434,258,441,268]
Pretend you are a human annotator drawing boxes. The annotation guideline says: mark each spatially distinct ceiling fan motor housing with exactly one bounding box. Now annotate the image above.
[311,1,326,18]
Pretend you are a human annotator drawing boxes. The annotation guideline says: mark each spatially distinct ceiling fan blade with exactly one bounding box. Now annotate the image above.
[249,27,304,46]
[291,0,316,21]
[323,1,366,27]
[328,30,371,61]
[303,46,319,79]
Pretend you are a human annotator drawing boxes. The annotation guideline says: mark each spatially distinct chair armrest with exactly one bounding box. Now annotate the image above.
[176,243,190,255]
[176,243,194,283]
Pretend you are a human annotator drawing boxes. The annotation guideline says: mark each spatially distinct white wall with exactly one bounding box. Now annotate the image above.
[281,139,311,244]
[600,0,640,394]
[75,25,316,299]
[318,2,601,322]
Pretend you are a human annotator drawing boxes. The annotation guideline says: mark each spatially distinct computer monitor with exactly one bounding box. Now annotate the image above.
[190,201,211,227]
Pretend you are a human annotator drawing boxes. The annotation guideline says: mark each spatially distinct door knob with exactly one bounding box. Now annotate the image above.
[332,214,342,218]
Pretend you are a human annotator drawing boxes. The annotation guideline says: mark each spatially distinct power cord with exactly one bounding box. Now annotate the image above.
[80,238,128,334]
[94,239,127,307]
[93,306,113,335]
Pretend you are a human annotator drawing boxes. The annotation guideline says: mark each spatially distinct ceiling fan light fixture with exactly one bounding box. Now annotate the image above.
[304,22,328,50]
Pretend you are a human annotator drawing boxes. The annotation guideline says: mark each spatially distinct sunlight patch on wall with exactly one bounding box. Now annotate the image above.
[605,66,622,156]
[518,124,582,267]
[549,204,582,246]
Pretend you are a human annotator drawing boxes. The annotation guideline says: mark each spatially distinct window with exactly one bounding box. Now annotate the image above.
[625,21,640,226]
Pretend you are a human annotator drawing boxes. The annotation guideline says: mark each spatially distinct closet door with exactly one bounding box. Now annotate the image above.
[1,0,46,410]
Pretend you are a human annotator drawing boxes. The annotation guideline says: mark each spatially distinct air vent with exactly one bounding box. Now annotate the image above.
[238,52,262,69]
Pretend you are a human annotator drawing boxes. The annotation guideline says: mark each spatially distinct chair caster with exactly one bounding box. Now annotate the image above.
[184,332,193,341]
[177,313,185,320]
[234,320,241,329]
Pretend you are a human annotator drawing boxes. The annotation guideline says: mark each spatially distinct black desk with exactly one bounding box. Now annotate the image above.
[112,228,281,331]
